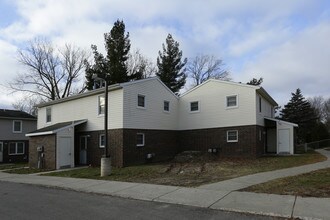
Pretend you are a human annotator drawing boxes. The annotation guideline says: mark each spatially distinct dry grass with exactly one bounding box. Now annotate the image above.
[45,150,326,187]
[242,168,330,197]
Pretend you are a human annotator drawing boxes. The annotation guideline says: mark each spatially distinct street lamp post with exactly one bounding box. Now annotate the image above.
[92,74,111,176]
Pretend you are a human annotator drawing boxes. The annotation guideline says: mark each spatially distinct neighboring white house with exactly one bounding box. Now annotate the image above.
[27,77,297,169]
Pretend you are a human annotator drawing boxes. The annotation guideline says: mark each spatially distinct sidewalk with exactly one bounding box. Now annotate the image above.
[0,149,329,219]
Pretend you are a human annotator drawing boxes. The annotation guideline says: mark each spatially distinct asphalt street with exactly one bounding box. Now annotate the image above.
[0,181,279,220]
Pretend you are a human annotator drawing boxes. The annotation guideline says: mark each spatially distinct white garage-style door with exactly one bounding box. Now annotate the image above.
[278,129,290,153]
[58,137,72,169]
[0,142,3,162]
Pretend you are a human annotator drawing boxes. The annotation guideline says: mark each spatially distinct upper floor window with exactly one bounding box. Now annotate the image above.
[259,97,262,113]
[13,120,22,133]
[46,107,52,123]
[137,94,145,108]
[136,133,145,147]
[190,101,199,112]
[164,101,170,112]
[227,130,238,142]
[98,95,105,115]
[9,142,24,155]
[226,95,238,108]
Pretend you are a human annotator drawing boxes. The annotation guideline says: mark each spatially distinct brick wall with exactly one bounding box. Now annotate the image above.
[122,129,179,167]
[179,125,263,158]
[29,135,56,169]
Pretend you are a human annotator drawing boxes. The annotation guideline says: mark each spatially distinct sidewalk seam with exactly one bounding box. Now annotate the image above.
[151,188,181,201]
[207,190,232,208]
[291,196,297,218]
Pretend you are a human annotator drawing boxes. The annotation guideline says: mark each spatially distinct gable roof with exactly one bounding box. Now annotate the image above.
[26,120,87,137]
[180,79,278,106]
[0,109,36,120]
[37,77,178,108]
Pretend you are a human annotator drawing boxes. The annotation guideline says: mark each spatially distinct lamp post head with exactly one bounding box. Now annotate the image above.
[92,73,99,80]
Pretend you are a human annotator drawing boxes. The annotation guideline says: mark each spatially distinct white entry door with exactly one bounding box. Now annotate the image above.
[0,142,3,162]
[278,129,290,153]
[79,136,87,165]
[58,137,72,169]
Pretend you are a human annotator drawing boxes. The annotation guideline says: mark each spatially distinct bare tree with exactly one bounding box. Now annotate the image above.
[247,77,263,86]
[8,39,89,101]
[309,96,326,123]
[12,95,42,116]
[187,54,230,86]
[126,49,156,80]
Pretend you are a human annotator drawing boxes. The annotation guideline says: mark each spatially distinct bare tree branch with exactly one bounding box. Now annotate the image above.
[187,54,230,86]
[8,38,89,102]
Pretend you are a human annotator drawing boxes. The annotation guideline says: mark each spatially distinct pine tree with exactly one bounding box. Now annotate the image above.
[156,34,187,93]
[280,88,318,142]
[85,19,131,89]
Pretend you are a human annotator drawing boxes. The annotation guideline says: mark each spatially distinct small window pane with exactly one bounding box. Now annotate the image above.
[259,97,262,112]
[98,95,105,115]
[46,107,52,122]
[99,134,105,148]
[17,143,24,154]
[9,143,16,155]
[227,96,237,107]
[190,101,199,112]
[137,133,145,146]
[13,121,22,132]
[138,95,145,107]
[227,131,238,142]
[164,101,169,111]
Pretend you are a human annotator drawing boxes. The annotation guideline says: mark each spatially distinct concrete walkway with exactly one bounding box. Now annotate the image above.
[0,149,329,219]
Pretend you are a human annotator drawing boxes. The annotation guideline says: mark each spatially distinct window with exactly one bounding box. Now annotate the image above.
[99,134,105,148]
[190,101,199,112]
[164,101,170,112]
[8,142,25,155]
[259,130,262,141]
[259,97,262,113]
[46,107,52,123]
[271,107,274,118]
[227,130,238,142]
[13,120,22,133]
[98,95,105,115]
[137,94,145,108]
[226,95,238,108]
[136,133,145,147]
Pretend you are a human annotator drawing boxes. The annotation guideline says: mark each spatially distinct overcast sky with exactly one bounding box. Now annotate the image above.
[0,0,329,109]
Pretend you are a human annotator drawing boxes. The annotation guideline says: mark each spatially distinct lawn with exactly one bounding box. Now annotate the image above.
[4,167,52,174]
[242,167,330,198]
[44,150,326,187]
[0,163,27,170]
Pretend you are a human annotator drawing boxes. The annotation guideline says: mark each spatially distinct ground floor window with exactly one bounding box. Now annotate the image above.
[136,133,145,147]
[227,130,238,142]
[8,142,25,155]
[99,134,105,148]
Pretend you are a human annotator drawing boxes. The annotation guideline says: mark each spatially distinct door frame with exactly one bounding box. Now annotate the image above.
[79,136,88,165]
[0,142,3,162]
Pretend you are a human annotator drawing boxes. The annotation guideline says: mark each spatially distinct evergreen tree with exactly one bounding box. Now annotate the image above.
[280,88,318,143]
[85,19,131,89]
[247,77,263,86]
[156,34,187,93]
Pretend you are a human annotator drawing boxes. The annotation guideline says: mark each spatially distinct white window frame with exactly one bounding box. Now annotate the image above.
[13,120,22,133]
[98,95,105,116]
[8,142,25,155]
[46,107,52,123]
[226,95,238,109]
[163,100,170,112]
[190,101,200,113]
[136,133,145,147]
[137,94,146,109]
[227,130,238,142]
[99,134,105,148]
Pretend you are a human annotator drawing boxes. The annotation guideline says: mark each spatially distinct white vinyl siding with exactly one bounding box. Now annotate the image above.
[179,80,257,130]
[256,94,274,126]
[37,89,124,131]
[123,79,179,130]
